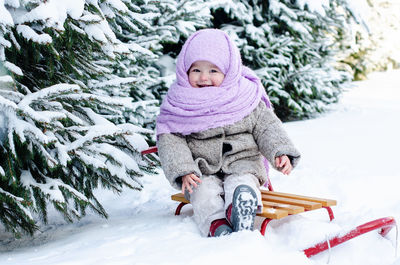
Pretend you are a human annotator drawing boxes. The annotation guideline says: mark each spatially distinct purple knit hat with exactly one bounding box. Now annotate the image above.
[156,29,271,136]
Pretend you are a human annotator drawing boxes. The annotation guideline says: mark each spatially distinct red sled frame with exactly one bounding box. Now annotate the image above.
[141,147,398,258]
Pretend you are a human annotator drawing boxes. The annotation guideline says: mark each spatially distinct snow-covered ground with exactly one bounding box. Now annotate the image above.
[1,70,400,265]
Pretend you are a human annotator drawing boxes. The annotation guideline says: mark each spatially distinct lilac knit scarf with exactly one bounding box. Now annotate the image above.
[156,29,271,136]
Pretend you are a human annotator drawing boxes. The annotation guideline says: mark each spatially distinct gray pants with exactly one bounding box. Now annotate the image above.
[186,173,263,236]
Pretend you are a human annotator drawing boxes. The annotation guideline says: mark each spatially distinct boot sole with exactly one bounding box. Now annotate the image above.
[231,185,257,232]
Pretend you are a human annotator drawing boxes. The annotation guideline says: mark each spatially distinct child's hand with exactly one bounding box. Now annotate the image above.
[181,173,202,194]
[275,155,293,175]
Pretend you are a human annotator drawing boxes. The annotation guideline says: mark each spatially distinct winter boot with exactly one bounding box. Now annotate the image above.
[209,219,233,237]
[227,184,258,232]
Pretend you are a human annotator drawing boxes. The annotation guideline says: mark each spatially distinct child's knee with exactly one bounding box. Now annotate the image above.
[190,175,224,208]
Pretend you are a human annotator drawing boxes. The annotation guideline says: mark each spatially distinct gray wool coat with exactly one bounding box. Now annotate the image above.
[157,101,301,190]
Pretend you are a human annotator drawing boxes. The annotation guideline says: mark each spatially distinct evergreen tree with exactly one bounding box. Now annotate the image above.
[209,0,354,120]
[0,0,159,236]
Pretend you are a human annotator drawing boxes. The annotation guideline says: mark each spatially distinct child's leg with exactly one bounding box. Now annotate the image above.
[188,175,226,236]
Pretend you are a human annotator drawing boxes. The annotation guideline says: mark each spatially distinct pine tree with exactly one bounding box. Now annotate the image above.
[209,0,355,120]
[0,0,158,237]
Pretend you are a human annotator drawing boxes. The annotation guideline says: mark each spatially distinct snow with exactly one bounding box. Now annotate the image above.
[296,0,329,16]
[79,14,102,23]
[66,124,118,151]
[0,0,13,26]
[106,0,129,13]
[17,84,79,123]
[122,133,150,152]
[12,0,85,29]
[156,55,176,77]
[1,70,400,264]
[0,187,33,220]
[344,0,371,26]
[91,142,140,173]
[0,35,11,48]
[16,25,52,44]
[127,42,155,56]
[3,0,19,8]
[84,21,112,44]
[20,170,65,204]
[90,77,137,89]
[3,62,22,76]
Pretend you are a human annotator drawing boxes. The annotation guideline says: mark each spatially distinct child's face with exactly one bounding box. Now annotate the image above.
[188,61,225,88]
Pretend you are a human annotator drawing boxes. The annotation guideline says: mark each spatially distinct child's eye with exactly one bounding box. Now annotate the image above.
[210,69,219,73]
[191,69,200,72]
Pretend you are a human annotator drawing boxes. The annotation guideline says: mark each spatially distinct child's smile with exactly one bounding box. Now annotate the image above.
[188,60,225,88]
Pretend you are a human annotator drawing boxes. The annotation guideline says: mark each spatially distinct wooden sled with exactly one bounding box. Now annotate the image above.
[171,190,336,236]
[142,147,397,258]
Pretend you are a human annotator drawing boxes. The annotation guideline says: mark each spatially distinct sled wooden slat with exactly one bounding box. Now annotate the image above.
[262,201,305,215]
[171,193,189,204]
[260,207,289,219]
[261,190,337,207]
[261,194,322,210]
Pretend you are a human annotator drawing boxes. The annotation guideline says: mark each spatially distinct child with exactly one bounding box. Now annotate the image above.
[156,29,300,237]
